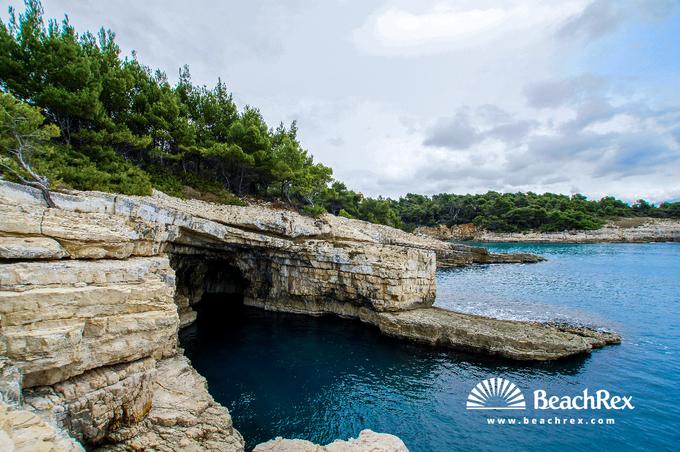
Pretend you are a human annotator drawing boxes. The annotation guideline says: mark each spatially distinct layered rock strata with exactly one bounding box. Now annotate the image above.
[0,181,618,450]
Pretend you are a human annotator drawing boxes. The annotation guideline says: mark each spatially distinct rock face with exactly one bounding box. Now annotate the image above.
[0,181,619,450]
[253,429,408,452]
[0,358,84,451]
[0,399,85,452]
[23,357,157,445]
[415,219,680,243]
[99,356,244,451]
[414,223,476,241]
[0,257,178,387]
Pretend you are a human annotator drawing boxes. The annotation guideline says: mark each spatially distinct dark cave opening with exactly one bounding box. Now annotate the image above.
[169,253,250,327]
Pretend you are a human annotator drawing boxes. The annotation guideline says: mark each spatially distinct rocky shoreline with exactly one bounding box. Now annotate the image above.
[415,219,680,243]
[246,300,619,361]
[0,181,618,451]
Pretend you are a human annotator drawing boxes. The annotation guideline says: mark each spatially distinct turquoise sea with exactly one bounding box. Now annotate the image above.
[180,243,680,451]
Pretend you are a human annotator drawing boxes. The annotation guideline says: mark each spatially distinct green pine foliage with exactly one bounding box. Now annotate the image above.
[1,1,678,231]
[0,1,331,206]
[390,192,680,233]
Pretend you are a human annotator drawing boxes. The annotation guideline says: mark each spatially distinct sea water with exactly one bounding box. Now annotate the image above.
[180,243,680,451]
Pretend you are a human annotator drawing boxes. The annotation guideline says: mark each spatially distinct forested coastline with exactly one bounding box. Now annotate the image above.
[1,1,678,233]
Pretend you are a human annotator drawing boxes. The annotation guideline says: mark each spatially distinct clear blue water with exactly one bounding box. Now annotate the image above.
[180,243,680,451]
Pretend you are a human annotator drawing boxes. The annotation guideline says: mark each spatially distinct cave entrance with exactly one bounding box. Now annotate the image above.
[170,254,249,328]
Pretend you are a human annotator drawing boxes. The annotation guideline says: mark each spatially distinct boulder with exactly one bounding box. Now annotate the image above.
[254,429,408,452]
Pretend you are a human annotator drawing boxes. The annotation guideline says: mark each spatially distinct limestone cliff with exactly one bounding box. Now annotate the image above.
[0,181,618,451]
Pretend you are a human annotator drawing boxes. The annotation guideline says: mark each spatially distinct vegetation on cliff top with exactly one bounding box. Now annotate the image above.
[1,1,678,233]
[393,192,680,232]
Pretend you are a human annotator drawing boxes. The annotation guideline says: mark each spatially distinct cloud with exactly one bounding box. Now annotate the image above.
[525,100,680,181]
[556,0,624,40]
[560,97,617,132]
[556,0,677,41]
[354,97,680,202]
[423,110,480,150]
[672,127,680,145]
[21,0,304,88]
[358,6,507,48]
[590,132,679,177]
[327,137,345,147]
[523,74,608,108]
[527,132,611,161]
[412,73,680,201]
[477,105,513,123]
[352,1,585,56]
[487,120,537,144]
[423,107,537,150]
[638,0,677,20]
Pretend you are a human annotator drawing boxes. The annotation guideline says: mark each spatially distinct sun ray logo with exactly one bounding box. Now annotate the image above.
[466,378,526,410]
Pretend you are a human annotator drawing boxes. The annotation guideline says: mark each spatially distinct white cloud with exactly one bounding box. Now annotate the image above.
[352,1,587,56]
[583,114,638,134]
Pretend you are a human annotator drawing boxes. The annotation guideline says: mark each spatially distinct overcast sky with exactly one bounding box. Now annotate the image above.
[6,0,680,202]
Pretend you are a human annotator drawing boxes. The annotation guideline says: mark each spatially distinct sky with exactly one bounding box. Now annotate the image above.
[5,0,680,202]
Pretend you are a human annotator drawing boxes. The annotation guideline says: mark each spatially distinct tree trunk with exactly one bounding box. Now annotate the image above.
[237,166,245,196]
[38,183,56,208]
[13,142,58,208]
